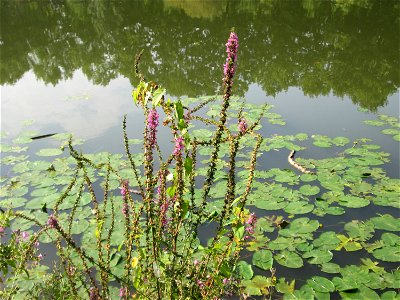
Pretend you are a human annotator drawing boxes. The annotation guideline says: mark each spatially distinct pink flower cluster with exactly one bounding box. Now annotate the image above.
[244,213,257,239]
[47,215,58,229]
[238,118,248,134]
[223,32,239,78]
[147,108,159,149]
[119,287,128,297]
[173,136,184,156]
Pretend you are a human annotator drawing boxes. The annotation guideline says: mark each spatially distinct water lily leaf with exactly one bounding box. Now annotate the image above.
[313,140,332,148]
[284,201,314,215]
[281,218,319,235]
[303,249,333,264]
[237,260,253,280]
[300,173,317,182]
[307,276,335,293]
[339,285,380,300]
[241,275,274,296]
[313,231,340,250]
[393,134,400,141]
[36,148,63,157]
[344,220,374,241]
[299,184,320,196]
[192,129,213,139]
[70,219,90,235]
[381,128,400,135]
[370,214,399,232]
[372,233,400,262]
[364,120,386,127]
[254,196,287,210]
[252,250,273,270]
[338,195,370,208]
[269,236,293,251]
[13,136,33,144]
[381,291,399,300]
[275,250,303,268]
[336,234,363,251]
[276,278,296,294]
[321,262,341,274]
[0,197,27,208]
[332,136,350,146]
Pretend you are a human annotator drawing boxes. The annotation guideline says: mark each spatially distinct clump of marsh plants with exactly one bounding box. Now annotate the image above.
[1,31,268,299]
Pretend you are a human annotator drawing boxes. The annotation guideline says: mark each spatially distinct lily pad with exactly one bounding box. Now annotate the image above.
[303,249,333,264]
[370,214,399,232]
[299,184,320,196]
[275,250,303,268]
[284,201,314,215]
[338,195,370,208]
[237,261,253,280]
[252,250,273,270]
[36,148,63,157]
[307,276,335,293]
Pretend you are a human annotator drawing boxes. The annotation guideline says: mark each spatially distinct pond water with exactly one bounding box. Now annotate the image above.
[1,0,399,298]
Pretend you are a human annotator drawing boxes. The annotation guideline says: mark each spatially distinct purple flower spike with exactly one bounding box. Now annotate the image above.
[47,215,58,229]
[119,287,128,297]
[238,118,248,134]
[21,231,29,240]
[173,136,185,156]
[223,32,239,78]
[89,287,99,300]
[120,180,129,196]
[147,108,159,149]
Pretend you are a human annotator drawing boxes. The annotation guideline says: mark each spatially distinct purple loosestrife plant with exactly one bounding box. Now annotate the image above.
[4,31,268,300]
[147,108,159,149]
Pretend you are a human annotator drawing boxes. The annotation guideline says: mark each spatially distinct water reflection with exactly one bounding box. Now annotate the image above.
[1,0,398,110]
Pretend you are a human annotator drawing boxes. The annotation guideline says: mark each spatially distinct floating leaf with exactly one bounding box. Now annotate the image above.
[252,250,273,270]
[332,136,350,146]
[313,231,341,250]
[344,220,375,241]
[370,214,399,232]
[338,195,370,208]
[303,249,333,264]
[237,261,253,280]
[275,250,303,268]
[36,148,63,157]
[381,128,400,135]
[299,184,320,196]
[307,276,335,293]
[241,275,274,296]
[363,120,386,127]
[321,262,341,274]
[284,201,314,215]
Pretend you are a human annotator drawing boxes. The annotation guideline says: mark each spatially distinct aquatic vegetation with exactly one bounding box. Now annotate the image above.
[0,32,399,299]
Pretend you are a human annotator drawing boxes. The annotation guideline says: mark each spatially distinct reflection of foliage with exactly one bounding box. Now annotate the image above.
[0,0,399,110]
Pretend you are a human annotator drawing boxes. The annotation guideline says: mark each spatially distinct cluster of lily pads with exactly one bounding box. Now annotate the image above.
[1,99,399,299]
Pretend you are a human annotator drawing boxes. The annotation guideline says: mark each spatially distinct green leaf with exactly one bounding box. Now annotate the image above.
[284,201,314,215]
[241,275,274,296]
[299,184,320,196]
[275,250,303,268]
[36,148,63,157]
[321,262,341,274]
[252,250,273,270]
[184,157,193,177]
[338,195,370,208]
[307,276,335,293]
[303,249,333,264]
[370,214,399,232]
[236,260,253,280]
[332,136,350,146]
[381,128,400,135]
[153,88,165,106]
